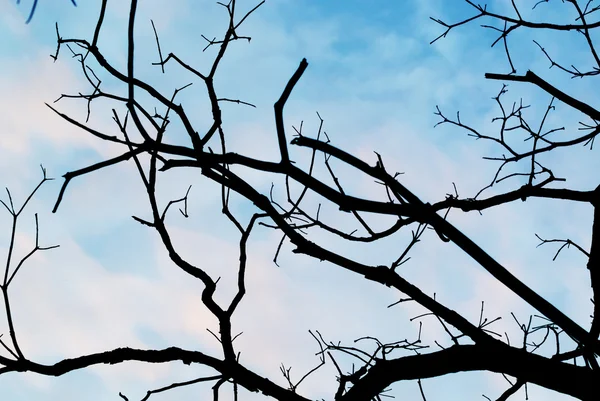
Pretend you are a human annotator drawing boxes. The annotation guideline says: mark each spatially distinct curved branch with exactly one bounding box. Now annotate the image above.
[274,58,308,163]
[342,344,597,401]
[2,347,310,401]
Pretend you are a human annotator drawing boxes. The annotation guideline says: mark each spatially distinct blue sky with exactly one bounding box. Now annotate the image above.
[0,1,598,400]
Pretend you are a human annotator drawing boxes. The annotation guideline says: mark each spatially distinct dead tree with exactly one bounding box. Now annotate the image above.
[2,0,599,400]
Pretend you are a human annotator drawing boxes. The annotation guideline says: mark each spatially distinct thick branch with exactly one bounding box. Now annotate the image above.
[291,136,600,354]
[4,347,309,401]
[342,344,597,401]
[162,156,418,217]
[588,185,600,340]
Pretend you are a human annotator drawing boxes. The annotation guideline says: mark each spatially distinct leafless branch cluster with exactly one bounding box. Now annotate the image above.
[2,0,600,400]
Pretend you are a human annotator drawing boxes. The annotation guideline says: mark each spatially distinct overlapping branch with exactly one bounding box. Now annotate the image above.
[4,1,600,400]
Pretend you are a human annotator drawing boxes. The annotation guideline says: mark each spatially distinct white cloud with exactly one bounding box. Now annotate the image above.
[0,1,594,400]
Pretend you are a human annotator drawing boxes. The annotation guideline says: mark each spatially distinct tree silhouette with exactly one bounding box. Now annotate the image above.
[2,0,599,400]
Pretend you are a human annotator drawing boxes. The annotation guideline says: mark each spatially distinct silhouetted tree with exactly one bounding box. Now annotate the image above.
[2,1,599,400]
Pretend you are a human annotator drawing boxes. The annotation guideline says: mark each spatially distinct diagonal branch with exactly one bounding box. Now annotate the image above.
[485,71,600,121]
[291,135,600,355]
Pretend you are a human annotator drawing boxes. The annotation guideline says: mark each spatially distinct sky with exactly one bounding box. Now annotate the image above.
[0,0,598,400]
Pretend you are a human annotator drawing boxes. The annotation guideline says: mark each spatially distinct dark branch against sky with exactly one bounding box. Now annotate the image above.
[16,0,77,24]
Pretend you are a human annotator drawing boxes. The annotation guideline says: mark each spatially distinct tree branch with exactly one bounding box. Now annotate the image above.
[486,71,600,121]
[343,344,597,401]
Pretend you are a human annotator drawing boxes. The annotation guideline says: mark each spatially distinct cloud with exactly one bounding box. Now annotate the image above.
[0,1,594,400]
